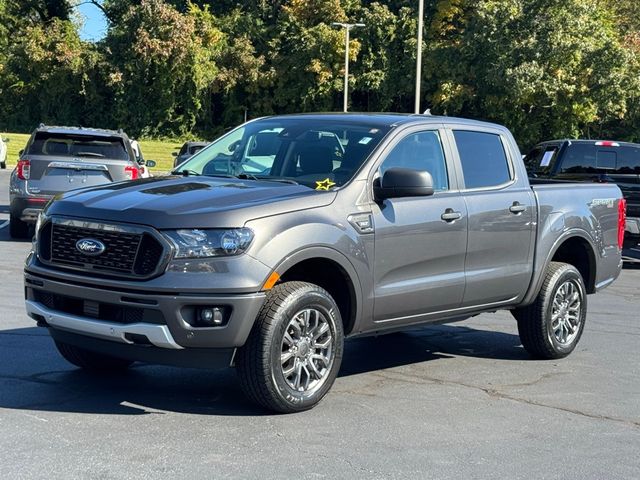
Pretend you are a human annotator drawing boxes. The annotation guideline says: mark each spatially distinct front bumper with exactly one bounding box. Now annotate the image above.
[25,270,267,350]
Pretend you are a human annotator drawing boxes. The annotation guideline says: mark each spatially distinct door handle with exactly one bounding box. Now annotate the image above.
[509,202,526,214]
[441,209,462,222]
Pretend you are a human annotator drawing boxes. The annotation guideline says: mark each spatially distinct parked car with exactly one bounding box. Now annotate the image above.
[173,141,208,168]
[524,139,639,262]
[25,114,624,413]
[9,125,144,238]
[129,139,155,178]
[0,136,8,169]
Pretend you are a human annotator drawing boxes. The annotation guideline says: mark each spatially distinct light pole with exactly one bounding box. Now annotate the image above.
[415,0,424,114]
[332,22,365,112]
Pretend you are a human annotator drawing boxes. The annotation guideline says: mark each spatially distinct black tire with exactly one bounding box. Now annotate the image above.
[237,281,344,413]
[9,214,29,239]
[0,161,6,169]
[512,262,587,359]
[54,341,133,372]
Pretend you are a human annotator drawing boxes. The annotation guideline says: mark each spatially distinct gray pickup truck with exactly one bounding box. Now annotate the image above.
[24,114,625,413]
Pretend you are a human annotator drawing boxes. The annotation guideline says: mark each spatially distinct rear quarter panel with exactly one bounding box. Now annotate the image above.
[524,183,623,304]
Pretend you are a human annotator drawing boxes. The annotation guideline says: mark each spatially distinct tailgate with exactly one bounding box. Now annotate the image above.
[27,157,118,196]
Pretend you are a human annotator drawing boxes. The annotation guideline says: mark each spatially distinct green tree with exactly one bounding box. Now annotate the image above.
[426,0,639,148]
[105,0,222,136]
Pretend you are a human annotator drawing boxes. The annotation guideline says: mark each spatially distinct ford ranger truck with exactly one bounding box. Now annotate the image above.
[24,114,625,413]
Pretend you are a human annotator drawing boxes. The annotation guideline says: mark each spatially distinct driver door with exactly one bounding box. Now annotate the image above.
[372,129,468,324]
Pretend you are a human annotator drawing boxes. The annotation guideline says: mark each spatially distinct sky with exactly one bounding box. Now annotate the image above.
[77,2,108,42]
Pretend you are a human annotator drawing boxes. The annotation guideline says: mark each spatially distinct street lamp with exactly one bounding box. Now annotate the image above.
[332,22,365,112]
[415,0,424,114]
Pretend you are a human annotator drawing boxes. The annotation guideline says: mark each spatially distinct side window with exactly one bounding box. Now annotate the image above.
[559,145,596,174]
[453,130,511,189]
[380,131,449,191]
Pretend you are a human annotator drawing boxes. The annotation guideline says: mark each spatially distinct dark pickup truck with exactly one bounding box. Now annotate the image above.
[524,139,640,261]
[24,114,625,413]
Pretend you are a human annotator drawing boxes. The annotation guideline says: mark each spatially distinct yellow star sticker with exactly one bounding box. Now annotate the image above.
[316,178,336,190]
[315,178,336,191]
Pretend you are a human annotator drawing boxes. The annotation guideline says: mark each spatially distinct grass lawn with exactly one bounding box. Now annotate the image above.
[1,132,190,173]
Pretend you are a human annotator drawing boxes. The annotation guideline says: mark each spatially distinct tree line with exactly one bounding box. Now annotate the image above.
[1,0,639,149]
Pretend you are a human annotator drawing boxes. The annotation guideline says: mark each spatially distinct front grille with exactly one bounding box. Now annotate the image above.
[40,220,166,278]
[31,289,162,325]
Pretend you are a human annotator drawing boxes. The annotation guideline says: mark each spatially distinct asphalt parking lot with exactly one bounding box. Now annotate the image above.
[0,169,638,479]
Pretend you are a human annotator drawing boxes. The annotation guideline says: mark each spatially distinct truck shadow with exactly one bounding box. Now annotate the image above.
[0,325,525,417]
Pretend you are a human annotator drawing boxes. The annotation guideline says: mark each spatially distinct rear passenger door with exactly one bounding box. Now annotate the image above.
[449,128,535,307]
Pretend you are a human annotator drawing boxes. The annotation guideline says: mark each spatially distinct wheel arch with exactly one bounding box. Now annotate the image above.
[269,247,363,336]
[524,229,597,305]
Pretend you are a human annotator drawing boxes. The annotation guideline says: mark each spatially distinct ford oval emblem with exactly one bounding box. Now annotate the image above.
[75,238,106,256]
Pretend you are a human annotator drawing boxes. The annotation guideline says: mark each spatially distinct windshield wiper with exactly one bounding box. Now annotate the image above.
[236,172,259,181]
[174,169,201,176]
[74,152,106,158]
[252,175,299,185]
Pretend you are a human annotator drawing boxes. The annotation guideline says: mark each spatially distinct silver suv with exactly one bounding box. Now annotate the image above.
[9,125,144,238]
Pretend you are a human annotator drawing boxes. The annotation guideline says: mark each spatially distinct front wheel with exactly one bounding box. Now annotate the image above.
[512,262,587,359]
[237,281,344,413]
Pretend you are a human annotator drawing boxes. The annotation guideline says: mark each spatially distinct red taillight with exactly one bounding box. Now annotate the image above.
[124,165,139,180]
[595,141,620,147]
[618,198,627,249]
[17,159,31,180]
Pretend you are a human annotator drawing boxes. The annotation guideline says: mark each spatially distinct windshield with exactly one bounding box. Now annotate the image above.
[175,118,391,189]
[27,132,130,161]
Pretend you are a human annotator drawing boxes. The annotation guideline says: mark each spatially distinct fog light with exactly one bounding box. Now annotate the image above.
[198,307,225,327]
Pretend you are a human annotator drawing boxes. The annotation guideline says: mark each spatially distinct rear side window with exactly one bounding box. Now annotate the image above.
[27,132,129,161]
[453,131,511,189]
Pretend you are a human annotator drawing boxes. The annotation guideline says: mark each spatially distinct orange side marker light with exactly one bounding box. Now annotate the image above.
[263,271,281,290]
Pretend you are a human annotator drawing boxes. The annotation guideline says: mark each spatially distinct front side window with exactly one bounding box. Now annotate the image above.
[178,119,391,189]
[453,130,511,189]
[380,130,449,191]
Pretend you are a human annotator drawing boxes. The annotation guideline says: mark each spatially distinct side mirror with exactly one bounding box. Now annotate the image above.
[373,167,435,201]
[145,160,156,168]
[172,152,178,157]
[19,149,24,155]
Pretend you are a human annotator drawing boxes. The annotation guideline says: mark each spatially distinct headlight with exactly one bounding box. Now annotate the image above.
[34,212,49,243]
[163,228,254,258]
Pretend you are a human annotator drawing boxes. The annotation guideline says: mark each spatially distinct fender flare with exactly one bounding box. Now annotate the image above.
[270,246,364,334]
[523,228,598,305]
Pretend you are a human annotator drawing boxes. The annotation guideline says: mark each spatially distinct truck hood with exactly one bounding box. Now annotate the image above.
[45,176,337,229]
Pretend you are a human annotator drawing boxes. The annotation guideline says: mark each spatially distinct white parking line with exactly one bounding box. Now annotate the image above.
[0,220,9,230]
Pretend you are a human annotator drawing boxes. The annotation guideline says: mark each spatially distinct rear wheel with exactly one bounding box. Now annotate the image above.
[237,281,344,413]
[512,262,587,359]
[55,341,133,372]
[0,160,6,169]
[9,214,29,239]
